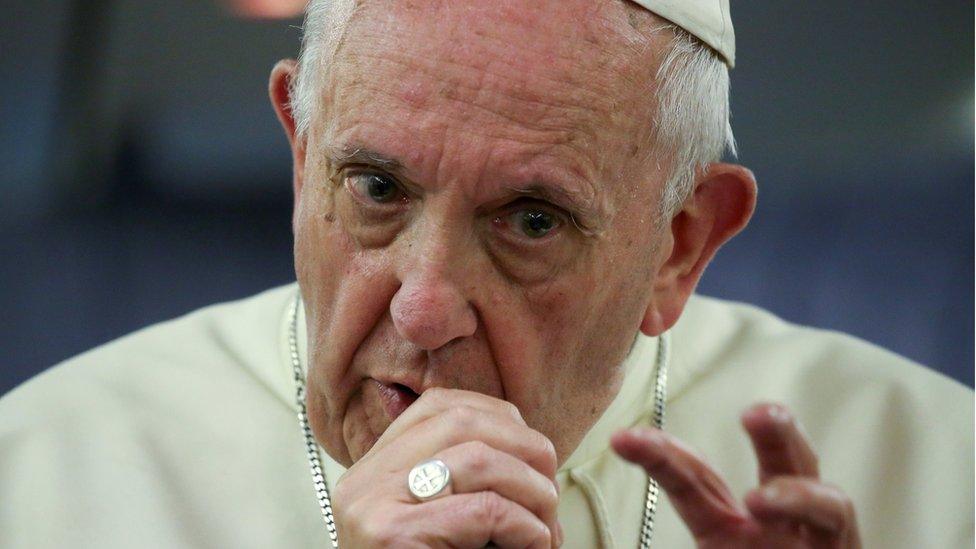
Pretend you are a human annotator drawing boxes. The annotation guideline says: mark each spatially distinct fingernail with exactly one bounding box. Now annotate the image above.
[767,405,792,425]
[767,404,794,428]
[761,484,780,501]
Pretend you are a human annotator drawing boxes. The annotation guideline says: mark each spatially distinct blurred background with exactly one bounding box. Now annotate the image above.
[1,0,972,396]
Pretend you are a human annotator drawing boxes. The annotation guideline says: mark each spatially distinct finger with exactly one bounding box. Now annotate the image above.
[407,491,553,549]
[741,403,819,482]
[383,403,558,484]
[370,388,527,456]
[437,441,562,547]
[612,427,747,537]
[745,477,861,546]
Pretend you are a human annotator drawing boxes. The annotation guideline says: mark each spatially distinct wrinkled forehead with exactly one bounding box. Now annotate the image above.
[335,0,664,84]
[321,0,671,175]
[349,0,650,45]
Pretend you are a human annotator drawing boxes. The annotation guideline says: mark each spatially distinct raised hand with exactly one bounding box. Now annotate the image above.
[612,403,861,548]
[332,388,562,548]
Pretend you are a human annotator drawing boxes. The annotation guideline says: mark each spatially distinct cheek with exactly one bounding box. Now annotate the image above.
[521,252,606,346]
[477,271,632,462]
[295,182,394,320]
[296,189,404,462]
[484,272,602,398]
[497,244,649,399]
[300,226,395,388]
[294,183,340,288]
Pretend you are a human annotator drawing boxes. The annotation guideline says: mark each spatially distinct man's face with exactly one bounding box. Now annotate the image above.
[295,0,675,466]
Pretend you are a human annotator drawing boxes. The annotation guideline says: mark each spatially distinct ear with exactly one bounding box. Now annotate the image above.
[640,163,757,336]
[269,59,306,231]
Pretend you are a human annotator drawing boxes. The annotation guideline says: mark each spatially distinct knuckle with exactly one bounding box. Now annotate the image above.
[357,513,399,545]
[474,490,506,524]
[338,499,393,543]
[445,405,482,431]
[532,523,553,548]
[336,489,370,525]
[419,387,450,406]
[540,480,559,510]
[468,493,550,547]
[530,432,558,474]
[460,440,493,472]
[498,399,525,423]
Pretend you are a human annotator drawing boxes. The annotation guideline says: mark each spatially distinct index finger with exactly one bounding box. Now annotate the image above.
[369,387,527,457]
[741,402,819,483]
[612,427,748,538]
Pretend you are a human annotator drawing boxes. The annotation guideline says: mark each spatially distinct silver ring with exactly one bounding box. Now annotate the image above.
[407,458,452,501]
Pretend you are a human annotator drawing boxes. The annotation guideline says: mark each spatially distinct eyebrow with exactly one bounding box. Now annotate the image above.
[326,144,608,233]
[328,145,404,171]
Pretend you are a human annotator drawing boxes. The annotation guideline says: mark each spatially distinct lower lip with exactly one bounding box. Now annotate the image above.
[373,380,419,420]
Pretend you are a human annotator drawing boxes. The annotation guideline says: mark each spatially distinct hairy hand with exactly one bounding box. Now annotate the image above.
[612,403,861,548]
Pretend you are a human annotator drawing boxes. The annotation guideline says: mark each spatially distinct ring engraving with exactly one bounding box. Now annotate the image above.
[408,459,451,501]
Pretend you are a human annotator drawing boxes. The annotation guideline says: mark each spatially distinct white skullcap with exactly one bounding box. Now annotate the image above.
[630,0,735,67]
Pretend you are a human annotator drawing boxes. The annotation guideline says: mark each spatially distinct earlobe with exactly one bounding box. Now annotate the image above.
[640,163,757,336]
[639,307,666,337]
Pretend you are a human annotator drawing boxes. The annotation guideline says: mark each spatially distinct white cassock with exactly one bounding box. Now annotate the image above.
[0,284,971,547]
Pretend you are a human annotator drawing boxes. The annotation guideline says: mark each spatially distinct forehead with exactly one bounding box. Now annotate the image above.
[321,0,668,178]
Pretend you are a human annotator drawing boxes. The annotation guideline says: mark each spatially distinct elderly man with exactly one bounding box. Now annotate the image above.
[1,0,971,547]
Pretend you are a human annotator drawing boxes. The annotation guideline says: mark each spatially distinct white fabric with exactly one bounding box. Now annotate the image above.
[630,0,735,66]
[0,283,971,547]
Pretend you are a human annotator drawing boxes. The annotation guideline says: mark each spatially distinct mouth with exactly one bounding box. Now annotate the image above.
[373,379,421,420]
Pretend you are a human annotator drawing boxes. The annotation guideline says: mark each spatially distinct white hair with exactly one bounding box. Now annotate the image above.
[289,1,735,219]
[652,25,737,218]
[289,0,357,139]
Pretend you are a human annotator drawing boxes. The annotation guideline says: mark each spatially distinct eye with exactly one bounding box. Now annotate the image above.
[519,210,556,238]
[496,207,562,239]
[346,172,406,205]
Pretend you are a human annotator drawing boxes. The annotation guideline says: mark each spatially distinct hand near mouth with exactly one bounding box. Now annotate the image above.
[332,387,563,548]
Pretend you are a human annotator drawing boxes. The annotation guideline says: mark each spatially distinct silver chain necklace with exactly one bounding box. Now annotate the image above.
[289,294,669,548]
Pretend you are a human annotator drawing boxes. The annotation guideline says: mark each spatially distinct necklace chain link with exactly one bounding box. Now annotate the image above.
[289,294,668,549]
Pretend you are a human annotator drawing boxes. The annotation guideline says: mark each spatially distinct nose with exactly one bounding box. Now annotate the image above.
[390,266,478,351]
